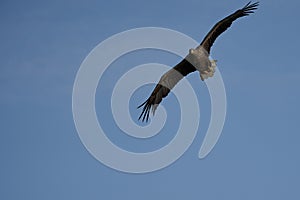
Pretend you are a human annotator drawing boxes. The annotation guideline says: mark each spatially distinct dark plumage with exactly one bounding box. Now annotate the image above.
[138,2,259,122]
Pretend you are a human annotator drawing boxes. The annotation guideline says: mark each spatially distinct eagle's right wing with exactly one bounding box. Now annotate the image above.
[138,59,196,122]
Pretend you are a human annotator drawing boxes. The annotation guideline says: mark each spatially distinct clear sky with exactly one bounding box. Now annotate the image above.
[1,0,300,199]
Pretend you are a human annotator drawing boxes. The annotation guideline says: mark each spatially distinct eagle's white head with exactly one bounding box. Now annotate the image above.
[199,59,217,81]
[186,46,217,81]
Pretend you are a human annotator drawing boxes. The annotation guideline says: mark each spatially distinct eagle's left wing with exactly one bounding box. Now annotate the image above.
[200,1,259,54]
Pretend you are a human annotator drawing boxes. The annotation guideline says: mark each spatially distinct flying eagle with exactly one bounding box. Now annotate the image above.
[138,1,259,122]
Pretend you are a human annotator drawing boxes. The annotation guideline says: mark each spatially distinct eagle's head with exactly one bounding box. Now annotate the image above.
[186,46,217,81]
[200,59,217,81]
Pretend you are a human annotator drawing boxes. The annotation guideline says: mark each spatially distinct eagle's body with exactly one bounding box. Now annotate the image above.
[138,2,259,122]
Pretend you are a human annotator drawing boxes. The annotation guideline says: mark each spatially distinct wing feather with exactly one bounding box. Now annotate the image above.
[138,59,196,122]
[200,1,259,53]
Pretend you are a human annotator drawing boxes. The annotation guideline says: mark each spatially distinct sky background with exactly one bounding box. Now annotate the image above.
[1,0,300,199]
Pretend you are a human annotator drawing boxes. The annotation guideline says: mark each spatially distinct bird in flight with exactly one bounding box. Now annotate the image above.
[138,1,259,122]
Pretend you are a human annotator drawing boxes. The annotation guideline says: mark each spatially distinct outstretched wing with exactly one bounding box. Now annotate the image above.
[138,59,196,122]
[200,1,259,54]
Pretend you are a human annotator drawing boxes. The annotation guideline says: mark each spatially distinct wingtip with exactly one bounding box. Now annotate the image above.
[242,1,259,16]
[137,98,159,122]
[244,1,252,8]
[137,99,147,109]
[243,1,259,9]
[137,99,151,122]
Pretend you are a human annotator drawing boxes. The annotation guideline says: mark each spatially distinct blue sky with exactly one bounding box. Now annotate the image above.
[1,0,300,199]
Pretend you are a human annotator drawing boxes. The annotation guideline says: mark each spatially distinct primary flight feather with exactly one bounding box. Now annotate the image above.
[138,1,259,122]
